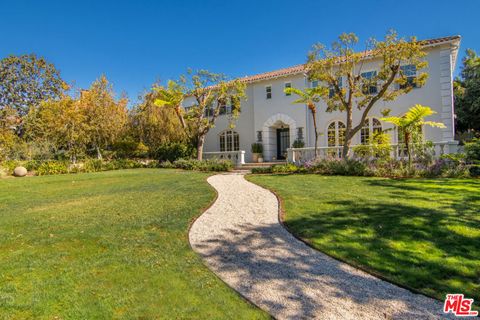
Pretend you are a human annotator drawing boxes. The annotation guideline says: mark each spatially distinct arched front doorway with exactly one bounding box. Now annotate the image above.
[262,113,297,161]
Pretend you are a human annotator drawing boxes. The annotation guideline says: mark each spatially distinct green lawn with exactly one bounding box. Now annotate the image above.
[0,169,267,319]
[248,174,480,306]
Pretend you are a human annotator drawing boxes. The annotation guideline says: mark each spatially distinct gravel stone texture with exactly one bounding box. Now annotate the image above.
[189,173,452,320]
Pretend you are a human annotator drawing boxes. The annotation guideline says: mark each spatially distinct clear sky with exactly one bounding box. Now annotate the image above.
[1,0,478,104]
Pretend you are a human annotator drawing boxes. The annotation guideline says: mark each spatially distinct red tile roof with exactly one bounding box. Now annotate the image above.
[239,35,461,84]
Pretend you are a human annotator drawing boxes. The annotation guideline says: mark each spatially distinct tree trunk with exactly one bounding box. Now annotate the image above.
[341,107,354,159]
[175,107,188,129]
[341,135,353,159]
[197,135,205,160]
[96,146,102,160]
[405,131,412,167]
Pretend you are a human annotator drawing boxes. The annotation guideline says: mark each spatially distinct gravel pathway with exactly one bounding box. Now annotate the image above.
[189,173,451,319]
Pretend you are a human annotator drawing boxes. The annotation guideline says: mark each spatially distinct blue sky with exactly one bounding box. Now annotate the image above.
[1,0,478,104]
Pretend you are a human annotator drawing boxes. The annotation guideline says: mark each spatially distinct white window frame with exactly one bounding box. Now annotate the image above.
[219,130,240,152]
[360,70,378,95]
[360,117,382,144]
[284,82,292,96]
[265,85,272,99]
[327,120,346,147]
[399,64,418,89]
[329,76,343,98]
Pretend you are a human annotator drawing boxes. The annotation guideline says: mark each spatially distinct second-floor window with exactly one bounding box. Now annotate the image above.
[204,105,214,117]
[311,80,319,88]
[219,100,232,115]
[266,85,272,99]
[361,71,378,95]
[285,82,291,95]
[399,64,418,89]
[329,77,343,98]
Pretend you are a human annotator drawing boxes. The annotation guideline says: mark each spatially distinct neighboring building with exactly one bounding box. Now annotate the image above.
[183,36,461,164]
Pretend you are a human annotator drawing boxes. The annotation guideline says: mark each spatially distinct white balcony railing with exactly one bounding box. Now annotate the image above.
[287,141,459,164]
[203,150,245,166]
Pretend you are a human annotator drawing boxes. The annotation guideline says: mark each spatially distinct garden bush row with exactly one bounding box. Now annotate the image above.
[0,159,155,176]
[252,138,480,178]
[0,158,233,176]
[159,158,233,172]
[252,158,478,178]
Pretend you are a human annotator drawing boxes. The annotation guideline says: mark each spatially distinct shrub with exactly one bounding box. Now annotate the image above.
[440,153,466,164]
[113,139,150,159]
[292,139,305,148]
[303,159,367,176]
[1,160,21,174]
[36,161,69,176]
[171,158,233,172]
[251,167,272,174]
[158,160,175,169]
[84,159,103,172]
[155,142,196,162]
[107,159,144,170]
[465,138,480,164]
[353,132,392,162]
[24,160,42,171]
[251,143,263,154]
[327,159,367,176]
[271,163,299,174]
[469,165,480,177]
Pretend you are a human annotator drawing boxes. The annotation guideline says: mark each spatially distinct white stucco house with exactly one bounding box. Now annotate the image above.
[184,35,461,165]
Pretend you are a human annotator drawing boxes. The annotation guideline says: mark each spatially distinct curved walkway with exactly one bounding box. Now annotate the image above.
[189,173,451,319]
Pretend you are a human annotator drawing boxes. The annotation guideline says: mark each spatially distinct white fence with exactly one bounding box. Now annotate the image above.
[287,141,460,164]
[203,150,245,166]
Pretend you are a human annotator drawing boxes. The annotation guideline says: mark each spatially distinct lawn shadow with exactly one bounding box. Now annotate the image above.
[285,197,480,308]
[193,219,452,319]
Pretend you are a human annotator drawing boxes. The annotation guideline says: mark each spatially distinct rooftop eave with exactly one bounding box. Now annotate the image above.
[240,35,462,84]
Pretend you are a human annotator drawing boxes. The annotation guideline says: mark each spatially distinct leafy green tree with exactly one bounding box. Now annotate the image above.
[0,107,18,160]
[155,70,246,160]
[80,76,128,159]
[454,49,480,133]
[25,95,88,163]
[381,104,445,166]
[0,54,66,119]
[284,87,326,157]
[307,31,428,158]
[128,85,187,153]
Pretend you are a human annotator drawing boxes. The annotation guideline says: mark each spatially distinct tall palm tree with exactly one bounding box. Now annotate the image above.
[285,87,325,158]
[381,104,446,165]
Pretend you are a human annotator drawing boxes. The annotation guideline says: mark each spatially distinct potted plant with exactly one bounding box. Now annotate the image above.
[292,139,305,148]
[251,143,263,163]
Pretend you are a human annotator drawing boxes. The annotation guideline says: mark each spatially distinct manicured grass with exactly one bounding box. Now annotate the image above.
[248,174,480,306]
[0,169,268,319]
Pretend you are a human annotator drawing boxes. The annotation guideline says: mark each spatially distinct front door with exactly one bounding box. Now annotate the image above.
[276,128,290,160]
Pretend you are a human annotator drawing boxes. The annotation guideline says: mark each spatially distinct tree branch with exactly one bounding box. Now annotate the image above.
[352,66,399,134]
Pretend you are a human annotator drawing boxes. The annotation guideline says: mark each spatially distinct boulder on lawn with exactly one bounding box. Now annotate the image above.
[13,166,28,177]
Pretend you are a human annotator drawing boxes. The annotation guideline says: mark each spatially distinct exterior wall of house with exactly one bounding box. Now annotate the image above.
[306,44,456,148]
[202,85,256,161]
[184,40,458,163]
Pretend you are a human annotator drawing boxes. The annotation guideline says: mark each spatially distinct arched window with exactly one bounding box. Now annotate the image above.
[327,121,346,147]
[219,130,239,152]
[360,118,382,144]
